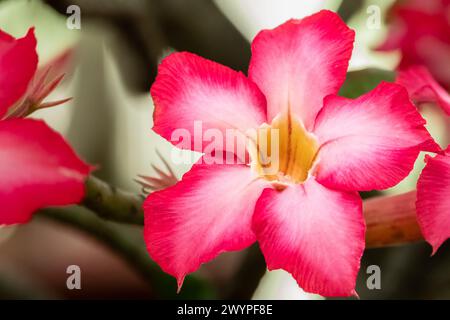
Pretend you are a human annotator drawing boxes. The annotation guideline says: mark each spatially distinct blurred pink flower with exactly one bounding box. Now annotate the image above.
[396,65,450,115]
[145,11,438,296]
[0,28,91,225]
[378,0,450,89]
[417,146,450,253]
[410,65,450,254]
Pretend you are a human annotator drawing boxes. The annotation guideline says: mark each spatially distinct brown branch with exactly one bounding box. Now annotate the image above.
[364,190,423,248]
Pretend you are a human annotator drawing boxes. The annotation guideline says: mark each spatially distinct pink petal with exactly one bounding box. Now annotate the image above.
[248,10,354,129]
[0,28,38,118]
[378,3,450,89]
[252,178,365,296]
[415,38,450,90]
[143,161,268,289]
[375,18,407,51]
[151,52,266,154]
[396,65,450,115]
[416,151,450,253]
[313,82,439,192]
[0,119,92,225]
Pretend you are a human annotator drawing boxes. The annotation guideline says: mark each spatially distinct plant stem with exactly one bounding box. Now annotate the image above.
[82,176,144,224]
[364,190,423,248]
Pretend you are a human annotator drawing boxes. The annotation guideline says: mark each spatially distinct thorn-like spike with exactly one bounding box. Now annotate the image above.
[35,73,65,102]
[156,148,176,177]
[38,97,72,109]
[32,67,52,94]
[151,163,170,179]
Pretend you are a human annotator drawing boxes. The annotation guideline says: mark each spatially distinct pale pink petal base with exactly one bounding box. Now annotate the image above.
[0,119,92,225]
[144,161,269,289]
[416,150,450,254]
[313,82,439,191]
[252,178,365,297]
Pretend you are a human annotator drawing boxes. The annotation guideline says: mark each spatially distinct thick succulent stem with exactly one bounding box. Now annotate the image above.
[364,190,423,248]
[82,176,144,224]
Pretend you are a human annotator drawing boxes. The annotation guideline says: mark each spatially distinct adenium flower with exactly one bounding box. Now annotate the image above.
[417,146,450,254]
[378,0,450,89]
[397,66,450,254]
[144,10,438,296]
[396,66,450,115]
[0,28,91,225]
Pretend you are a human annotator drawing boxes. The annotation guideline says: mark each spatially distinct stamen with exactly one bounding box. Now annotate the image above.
[250,112,319,184]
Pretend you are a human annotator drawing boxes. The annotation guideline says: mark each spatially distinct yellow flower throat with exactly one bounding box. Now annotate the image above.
[250,112,319,184]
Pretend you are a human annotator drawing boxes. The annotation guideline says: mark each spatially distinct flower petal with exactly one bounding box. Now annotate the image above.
[0,28,38,118]
[313,82,439,191]
[416,150,450,253]
[252,178,364,296]
[143,160,268,289]
[248,10,354,129]
[151,52,266,154]
[396,65,450,115]
[0,119,92,225]
[378,4,450,89]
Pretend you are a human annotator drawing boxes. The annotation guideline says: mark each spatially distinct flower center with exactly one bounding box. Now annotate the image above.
[249,112,319,184]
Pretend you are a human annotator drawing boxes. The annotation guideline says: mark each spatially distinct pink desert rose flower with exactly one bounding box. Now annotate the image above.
[397,67,450,255]
[414,68,450,253]
[145,10,438,296]
[396,66,450,115]
[0,28,92,225]
[417,146,450,254]
[378,0,450,89]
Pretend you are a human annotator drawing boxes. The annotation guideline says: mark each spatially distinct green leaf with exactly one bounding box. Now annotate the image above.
[339,68,396,99]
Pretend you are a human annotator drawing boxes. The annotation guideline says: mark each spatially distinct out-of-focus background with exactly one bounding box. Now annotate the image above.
[0,0,449,299]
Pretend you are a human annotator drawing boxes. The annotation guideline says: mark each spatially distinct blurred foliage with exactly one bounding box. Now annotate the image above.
[357,241,450,299]
[44,0,251,92]
[337,0,364,22]
[43,206,216,299]
[340,68,396,99]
